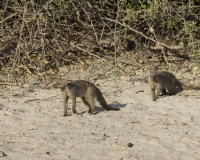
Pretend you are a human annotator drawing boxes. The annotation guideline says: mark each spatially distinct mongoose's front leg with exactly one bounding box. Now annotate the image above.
[71,98,77,114]
[151,89,156,101]
[62,93,69,116]
[154,89,161,101]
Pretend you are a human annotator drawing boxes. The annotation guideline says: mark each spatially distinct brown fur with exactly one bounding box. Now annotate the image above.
[148,71,200,101]
[53,79,119,116]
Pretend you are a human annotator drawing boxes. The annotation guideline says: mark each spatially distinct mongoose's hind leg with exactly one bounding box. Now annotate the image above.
[85,95,95,113]
[167,88,177,96]
[81,97,92,112]
[161,89,167,96]
[71,98,77,114]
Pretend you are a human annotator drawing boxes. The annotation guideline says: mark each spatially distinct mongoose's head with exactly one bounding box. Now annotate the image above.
[149,71,157,82]
[53,79,66,88]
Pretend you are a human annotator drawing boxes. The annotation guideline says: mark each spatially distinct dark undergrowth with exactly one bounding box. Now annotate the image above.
[0,0,200,80]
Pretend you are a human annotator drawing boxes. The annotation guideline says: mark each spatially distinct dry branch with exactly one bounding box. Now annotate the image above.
[103,17,184,51]
[0,0,199,80]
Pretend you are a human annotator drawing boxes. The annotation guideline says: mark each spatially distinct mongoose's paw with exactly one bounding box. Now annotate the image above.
[88,112,95,115]
[88,111,94,114]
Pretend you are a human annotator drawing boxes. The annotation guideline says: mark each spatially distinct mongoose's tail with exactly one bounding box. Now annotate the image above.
[181,84,200,90]
[96,88,120,111]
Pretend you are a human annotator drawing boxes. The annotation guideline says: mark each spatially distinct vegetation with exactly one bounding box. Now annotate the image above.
[0,0,200,78]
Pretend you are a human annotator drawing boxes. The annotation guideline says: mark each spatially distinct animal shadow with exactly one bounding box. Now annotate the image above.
[94,103,127,115]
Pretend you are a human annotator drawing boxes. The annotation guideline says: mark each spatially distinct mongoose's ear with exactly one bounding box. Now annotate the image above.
[66,80,73,85]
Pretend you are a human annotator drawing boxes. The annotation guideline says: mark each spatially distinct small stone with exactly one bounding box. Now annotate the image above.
[182,122,187,125]
[127,143,133,148]
[46,151,50,155]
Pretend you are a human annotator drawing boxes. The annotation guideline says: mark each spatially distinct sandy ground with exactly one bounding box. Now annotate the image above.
[0,66,200,160]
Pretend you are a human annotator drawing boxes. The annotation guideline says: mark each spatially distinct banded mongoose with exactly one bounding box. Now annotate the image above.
[148,71,200,101]
[53,79,120,116]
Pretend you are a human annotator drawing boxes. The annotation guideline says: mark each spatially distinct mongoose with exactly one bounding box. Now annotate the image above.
[148,71,200,101]
[53,79,120,116]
